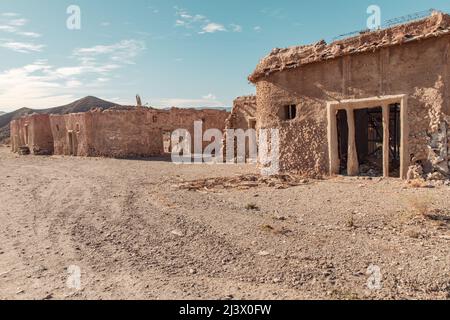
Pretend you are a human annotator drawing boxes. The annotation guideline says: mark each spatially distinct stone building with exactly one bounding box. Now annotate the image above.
[249,11,450,179]
[11,107,229,158]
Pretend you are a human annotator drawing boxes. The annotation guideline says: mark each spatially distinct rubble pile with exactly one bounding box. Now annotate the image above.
[178,174,310,192]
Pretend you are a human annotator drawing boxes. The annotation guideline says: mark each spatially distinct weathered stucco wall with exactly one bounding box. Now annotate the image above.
[10,114,54,155]
[223,95,257,161]
[254,35,450,178]
[47,107,229,158]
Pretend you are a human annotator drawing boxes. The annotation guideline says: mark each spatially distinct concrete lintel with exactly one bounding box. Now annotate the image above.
[328,95,407,110]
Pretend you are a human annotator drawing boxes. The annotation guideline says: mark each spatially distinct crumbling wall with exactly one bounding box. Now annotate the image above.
[89,110,164,158]
[10,114,53,155]
[223,95,257,161]
[50,113,93,156]
[253,34,450,178]
[47,107,229,158]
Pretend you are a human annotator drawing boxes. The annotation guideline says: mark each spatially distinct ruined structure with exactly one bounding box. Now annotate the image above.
[249,11,450,179]
[11,107,228,158]
[223,95,257,161]
[10,114,54,155]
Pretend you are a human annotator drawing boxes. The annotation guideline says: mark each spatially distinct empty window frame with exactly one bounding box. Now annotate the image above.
[283,105,297,120]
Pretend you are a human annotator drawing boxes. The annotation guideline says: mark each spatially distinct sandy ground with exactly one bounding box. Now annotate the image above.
[0,145,449,300]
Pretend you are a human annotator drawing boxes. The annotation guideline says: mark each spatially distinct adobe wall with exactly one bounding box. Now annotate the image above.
[255,35,450,178]
[48,108,229,158]
[10,114,53,155]
[89,110,164,158]
[50,113,93,156]
[223,96,257,160]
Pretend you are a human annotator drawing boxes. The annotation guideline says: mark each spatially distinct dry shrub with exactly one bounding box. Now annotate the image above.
[245,203,259,211]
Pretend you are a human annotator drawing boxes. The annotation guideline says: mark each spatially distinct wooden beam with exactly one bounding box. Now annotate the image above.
[346,108,359,176]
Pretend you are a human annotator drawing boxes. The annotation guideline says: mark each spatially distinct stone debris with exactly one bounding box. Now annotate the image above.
[407,164,424,181]
[18,146,30,155]
[177,174,310,192]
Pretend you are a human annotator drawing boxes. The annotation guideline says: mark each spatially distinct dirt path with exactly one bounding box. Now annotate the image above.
[0,145,449,300]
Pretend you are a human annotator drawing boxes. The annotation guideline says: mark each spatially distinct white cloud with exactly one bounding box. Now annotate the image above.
[2,13,19,17]
[230,24,242,32]
[175,7,233,36]
[0,41,45,53]
[0,39,146,110]
[9,18,27,26]
[0,25,16,33]
[0,13,44,53]
[155,94,223,109]
[0,61,76,110]
[202,93,217,100]
[200,23,227,34]
[73,39,145,65]
[100,22,111,27]
[18,31,41,38]
[254,26,262,32]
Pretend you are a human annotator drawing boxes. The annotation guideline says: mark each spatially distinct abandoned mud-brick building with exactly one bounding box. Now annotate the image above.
[10,107,228,158]
[249,11,450,179]
[10,114,54,155]
[47,107,228,158]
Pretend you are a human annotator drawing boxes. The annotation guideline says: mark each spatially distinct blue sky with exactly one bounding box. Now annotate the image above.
[0,0,450,112]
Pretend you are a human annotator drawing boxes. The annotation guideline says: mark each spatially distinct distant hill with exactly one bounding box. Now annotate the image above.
[0,111,5,116]
[0,96,122,142]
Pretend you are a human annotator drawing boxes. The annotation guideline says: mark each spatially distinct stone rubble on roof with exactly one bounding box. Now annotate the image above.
[249,11,450,82]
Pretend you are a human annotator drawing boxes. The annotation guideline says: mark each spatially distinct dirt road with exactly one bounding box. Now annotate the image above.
[0,145,449,300]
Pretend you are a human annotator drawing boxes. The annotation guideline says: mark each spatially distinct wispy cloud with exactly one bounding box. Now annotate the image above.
[0,13,43,53]
[1,13,20,17]
[73,39,145,65]
[0,41,45,53]
[174,7,241,35]
[230,24,243,32]
[200,23,227,34]
[155,94,223,109]
[0,39,146,110]
[0,60,76,110]
[202,93,217,100]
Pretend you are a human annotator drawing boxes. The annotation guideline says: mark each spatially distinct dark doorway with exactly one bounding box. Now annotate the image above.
[68,131,75,156]
[337,107,385,177]
[336,110,348,174]
[389,103,401,178]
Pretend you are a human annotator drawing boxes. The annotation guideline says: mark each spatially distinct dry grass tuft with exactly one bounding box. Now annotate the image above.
[245,203,260,211]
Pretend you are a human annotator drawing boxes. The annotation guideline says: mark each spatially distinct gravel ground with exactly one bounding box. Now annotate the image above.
[0,145,449,300]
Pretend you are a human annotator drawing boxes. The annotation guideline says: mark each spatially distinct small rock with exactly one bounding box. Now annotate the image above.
[258,250,270,256]
[43,293,53,300]
[171,230,184,237]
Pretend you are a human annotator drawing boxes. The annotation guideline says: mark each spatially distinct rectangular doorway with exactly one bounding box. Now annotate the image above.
[328,95,408,179]
[162,131,172,154]
[68,131,75,156]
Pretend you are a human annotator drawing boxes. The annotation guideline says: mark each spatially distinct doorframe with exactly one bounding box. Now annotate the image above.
[68,130,75,156]
[327,94,408,179]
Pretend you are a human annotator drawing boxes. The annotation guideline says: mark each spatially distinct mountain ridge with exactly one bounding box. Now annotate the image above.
[0,96,122,142]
